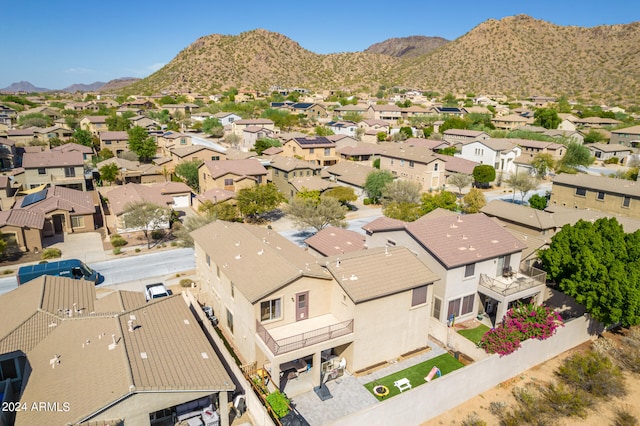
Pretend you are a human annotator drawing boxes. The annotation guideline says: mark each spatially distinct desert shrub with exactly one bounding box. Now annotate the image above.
[604,157,620,165]
[41,248,62,259]
[460,412,487,426]
[538,382,590,418]
[113,247,122,255]
[613,405,638,426]
[110,234,128,247]
[555,351,626,398]
[151,229,165,241]
[180,278,194,288]
[265,391,290,418]
[363,198,372,205]
[3,269,13,275]
[135,248,141,253]
[496,385,552,426]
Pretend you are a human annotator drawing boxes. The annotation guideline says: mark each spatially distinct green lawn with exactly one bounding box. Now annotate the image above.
[364,353,464,400]
[457,324,490,345]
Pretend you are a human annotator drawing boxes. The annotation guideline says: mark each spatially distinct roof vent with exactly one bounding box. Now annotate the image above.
[235,254,242,260]
[127,320,135,332]
[350,274,358,281]
[336,258,341,267]
[50,354,61,369]
[201,352,209,359]
[462,235,468,240]
[235,241,240,246]
[257,249,264,255]
[468,245,475,251]
[140,352,148,359]
[108,334,118,351]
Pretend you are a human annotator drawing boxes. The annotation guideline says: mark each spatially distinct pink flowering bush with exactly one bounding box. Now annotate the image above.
[479,303,563,356]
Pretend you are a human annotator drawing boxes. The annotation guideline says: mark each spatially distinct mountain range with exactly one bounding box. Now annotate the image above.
[4,15,640,103]
[0,78,140,93]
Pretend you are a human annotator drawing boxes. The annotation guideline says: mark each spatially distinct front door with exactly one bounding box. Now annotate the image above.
[295,291,309,321]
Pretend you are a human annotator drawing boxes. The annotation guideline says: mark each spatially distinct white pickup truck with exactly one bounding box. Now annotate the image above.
[145,283,171,301]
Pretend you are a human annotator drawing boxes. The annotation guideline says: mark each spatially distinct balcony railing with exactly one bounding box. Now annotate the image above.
[256,319,354,356]
[479,266,547,297]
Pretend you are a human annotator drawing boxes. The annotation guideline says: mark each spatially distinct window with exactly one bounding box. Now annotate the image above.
[230,282,235,298]
[386,239,396,246]
[71,216,85,228]
[324,148,331,156]
[597,191,605,201]
[309,148,315,154]
[464,263,475,278]
[64,167,76,178]
[38,168,46,175]
[211,156,220,161]
[226,309,234,334]
[274,169,279,176]
[461,294,475,315]
[224,178,233,186]
[0,358,18,381]
[623,196,631,208]
[292,171,296,177]
[575,187,587,197]
[283,172,289,179]
[409,161,414,168]
[105,140,112,145]
[411,285,428,307]
[180,138,186,145]
[432,297,442,319]
[400,159,405,166]
[434,163,439,171]
[390,159,394,165]
[260,298,282,321]
[447,298,461,319]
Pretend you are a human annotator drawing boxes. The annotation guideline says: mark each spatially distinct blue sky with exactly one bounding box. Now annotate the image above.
[2,0,639,90]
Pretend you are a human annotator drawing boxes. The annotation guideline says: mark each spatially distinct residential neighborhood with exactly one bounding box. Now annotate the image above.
[2,8,640,426]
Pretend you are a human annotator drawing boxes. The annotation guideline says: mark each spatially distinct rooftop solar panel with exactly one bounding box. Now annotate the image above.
[294,137,333,145]
[21,188,48,208]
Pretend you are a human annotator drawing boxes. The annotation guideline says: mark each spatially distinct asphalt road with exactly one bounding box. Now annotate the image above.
[0,248,195,296]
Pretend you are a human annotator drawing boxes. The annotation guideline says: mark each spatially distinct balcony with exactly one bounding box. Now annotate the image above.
[256,314,354,356]
[479,265,547,297]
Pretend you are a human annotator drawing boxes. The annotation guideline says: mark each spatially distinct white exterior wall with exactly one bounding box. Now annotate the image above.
[457,141,497,168]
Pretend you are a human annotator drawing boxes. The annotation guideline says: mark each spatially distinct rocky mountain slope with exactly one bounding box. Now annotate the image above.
[364,35,449,57]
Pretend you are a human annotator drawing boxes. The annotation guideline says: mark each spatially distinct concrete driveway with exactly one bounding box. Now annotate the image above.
[47,232,107,263]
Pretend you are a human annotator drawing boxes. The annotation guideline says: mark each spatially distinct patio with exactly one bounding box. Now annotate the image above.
[289,341,448,425]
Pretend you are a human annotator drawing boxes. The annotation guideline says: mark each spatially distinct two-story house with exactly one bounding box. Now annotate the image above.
[549,173,640,219]
[0,138,16,170]
[268,156,322,198]
[587,143,632,164]
[491,113,533,130]
[212,112,242,127]
[442,129,490,146]
[231,119,275,136]
[365,104,403,125]
[363,211,545,325]
[21,151,86,191]
[51,142,94,162]
[192,221,439,395]
[99,131,129,156]
[326,121,358,138]
[610,125,640,148]
[169,145,227,169]
[157,132,192,155]
[198,159,267,193]
[456,139,521,176]
[377,142,446,191]
[80,116,109,136]
[282,136,338,167]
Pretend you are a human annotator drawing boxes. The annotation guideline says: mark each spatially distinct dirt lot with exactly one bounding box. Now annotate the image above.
[425,329,640,425]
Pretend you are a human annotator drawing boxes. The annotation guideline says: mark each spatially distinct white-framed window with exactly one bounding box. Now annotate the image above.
[260,298,282,321]
[411,285,428,307]
[432,297,442,319]
[324,148,331,156]
[309,148,315,154]
[71,216,85,228]
[597,191,605,201]
[226,309,234,334]
[575,187,587,197]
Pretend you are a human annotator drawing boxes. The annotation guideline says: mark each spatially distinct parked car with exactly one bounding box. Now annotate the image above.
[145,283,172,301]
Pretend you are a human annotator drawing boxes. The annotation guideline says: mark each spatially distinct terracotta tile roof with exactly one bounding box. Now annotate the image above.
[192,221,331,303]
[324,246,439,303]
[171,144,225,157]
[587,143,632,153]
[362,216,406,233]
[443,129,487,137]
[553,173,640,197]
[82,115,108,123]
[22,150,83,168]
[197,188,236,204]
[262,146,283,155]
[544,204,640,233]
[235,118,274,125]
[481,200,557,231]
[201,158,267,179]
[290,176,337,192]
[405,213,527,269]
[0,208,45,229]
[377,142,439,164]
[435,154,479,175]
[370,104,402,112]
[304,226,366,256]
[611,125,640,135]
[104,182,191,216]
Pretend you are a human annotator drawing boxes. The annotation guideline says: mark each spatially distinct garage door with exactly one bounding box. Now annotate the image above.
[173,195,190,208]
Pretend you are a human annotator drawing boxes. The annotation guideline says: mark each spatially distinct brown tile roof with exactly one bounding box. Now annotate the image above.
[404,138,450,150]
[122,295,234,391]
[337,144,379,157]
[587,143,632,153]
[269,155,322,172]
[21,186,95,215]
[405,213,527,269]
[82,115,108,123]
[325,161,375,187]
[611,125,640,135]
[0,208,45,229]
[481,200,557,231]
[197,188,236,204]
[171,144,224,157]
[377,142,439,164]
[370,104,402,112]
[235,118,274,125]
[22,150,84,168]
[99,130,128,140]
[435,154,479,175]
[553,173,640,197]
[443,129,487,137]
[324,246,439,303]
[262,146,283,156]
[304,226,366,256]
[544,204,640,233]
[50,142,94,154]
[192,221,331,303]
[290,176,336,192]
[476,138,518,152]
[104,182,191,216]
[362,216,406,233]
[201,158,267,179]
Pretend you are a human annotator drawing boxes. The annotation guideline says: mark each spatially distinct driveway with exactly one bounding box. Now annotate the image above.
[47,231,107,264]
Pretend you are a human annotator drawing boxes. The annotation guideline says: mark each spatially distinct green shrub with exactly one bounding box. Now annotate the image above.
[151,229,165,241]
[110,234,128,247]
[539,382,590,418]
[460,412,487,426]
[171,241,178,247]
[363,198,372,205]
[3,269,13,275]
[135,248,141,253]
[180,278,194,288]
[265,391,290,418]
[41,248,62,259]
[555,351,626,398]
[113,247,122,255]
[604,157,620,165]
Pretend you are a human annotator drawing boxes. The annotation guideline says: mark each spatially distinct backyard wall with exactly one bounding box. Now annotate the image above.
[428,320,489,362]
[330,314,603,426]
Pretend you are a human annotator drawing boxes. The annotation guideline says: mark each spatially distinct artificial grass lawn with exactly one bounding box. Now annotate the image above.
[364,353,464,400]
[457,324,490,345]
